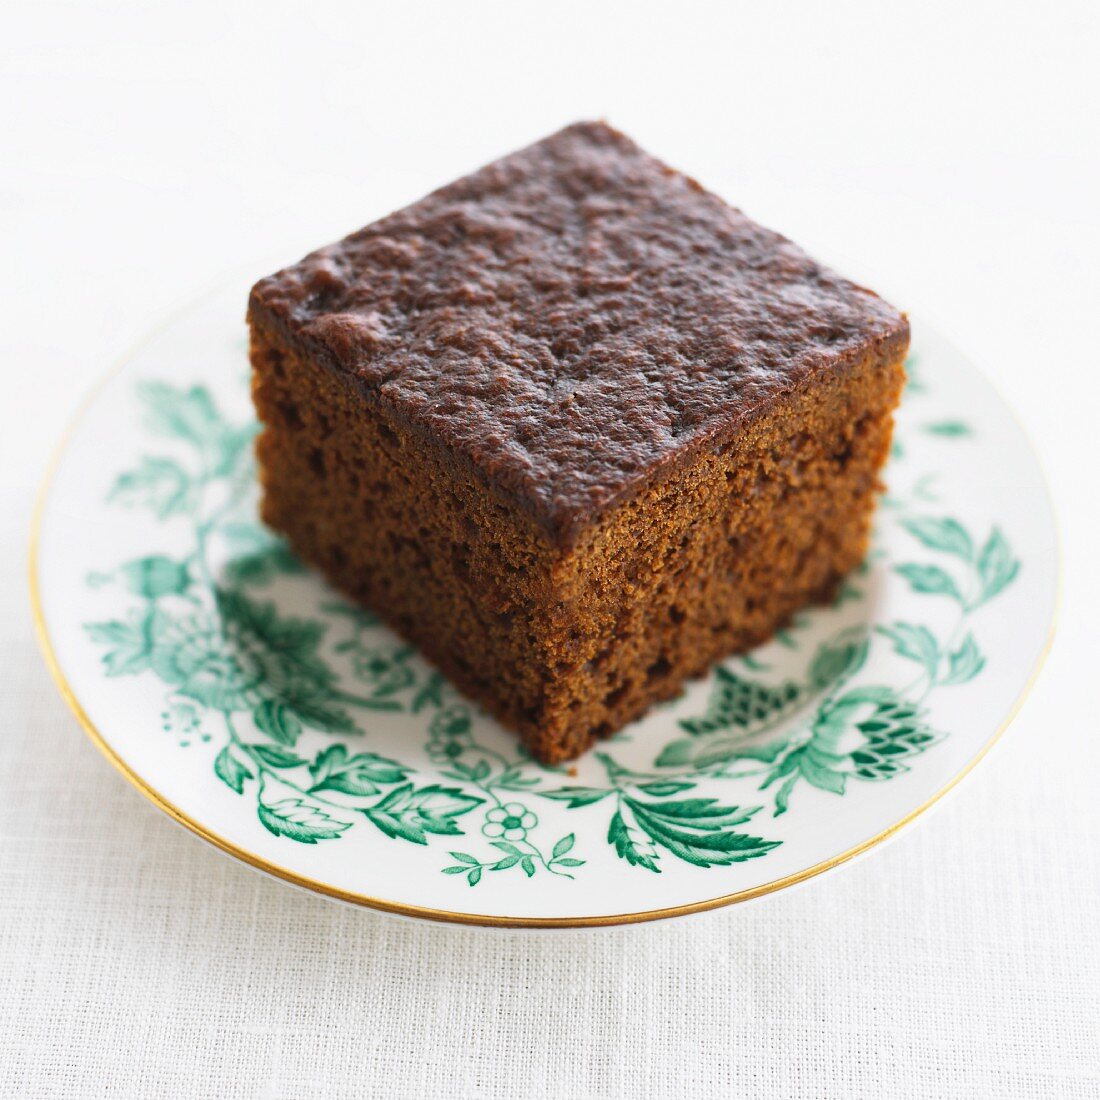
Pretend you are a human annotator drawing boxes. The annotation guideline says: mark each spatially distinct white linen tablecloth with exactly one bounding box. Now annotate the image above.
[2,2,1098,1096]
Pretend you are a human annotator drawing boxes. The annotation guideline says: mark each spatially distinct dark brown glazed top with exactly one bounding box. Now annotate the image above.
[250,122,907,543]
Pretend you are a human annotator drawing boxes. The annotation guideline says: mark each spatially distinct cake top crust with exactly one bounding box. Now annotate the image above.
[250,121,907,541]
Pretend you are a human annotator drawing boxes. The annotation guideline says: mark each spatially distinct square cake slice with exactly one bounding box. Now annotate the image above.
[248,121,908,764]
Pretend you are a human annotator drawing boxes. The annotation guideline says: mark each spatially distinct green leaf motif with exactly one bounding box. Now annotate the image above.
[704,739,788,768]
[773,773,799,816]
[656,735,786,771]
[250,744,304,769]
[215,589,325,673]
[84,610,156,676]
[219,522,272,552]
[135,382,257,479]
[212,423,259,477]
[629,797,758,826]
[551,834,575,859]
[623,797,780,869]
[120,555,191,598]
[608,810,660,873]
[308,744,408,797]
[411,673,445,714]
[636,780,697,797]
[894,563,963,602]
[447,852,480,866]
[807,629,869,689]
[490,841,523,864]
[829,684,898,707]
[363,784,483,845]
[253,700,303,746]
[876,622,940,677]
[496,768,540,790]
[941,633,985,685]
[923,420,972,437]
[795,748,848,795]
[976,528,1020,606]
[279,692,357,735]
[678,667,803,737]
[654,740,696,767]
[223,541,305,587]
[108,456,193,520]
[900,516,973,560]
[257,798,351,843]
[137,382,223,445]
[213,746,252,794]
[539,787,613,809]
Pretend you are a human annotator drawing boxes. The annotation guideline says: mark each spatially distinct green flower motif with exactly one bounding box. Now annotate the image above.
[482,802,537,842]
[353,648,415,697]
[427,705,473,764]
[150,609,278,711]
[846,697,940,780]
[808,688,937,774]
[149,590,335,715]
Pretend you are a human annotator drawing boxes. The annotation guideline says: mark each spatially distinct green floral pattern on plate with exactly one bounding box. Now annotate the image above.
[81,363,1019,887]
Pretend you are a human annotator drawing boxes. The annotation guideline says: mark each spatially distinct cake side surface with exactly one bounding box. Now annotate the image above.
[535,338,906,760]
[251,311,906,764]
[250,317,564,737]
[249,120,908,543]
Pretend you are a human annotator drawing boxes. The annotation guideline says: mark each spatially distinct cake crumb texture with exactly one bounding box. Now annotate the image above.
[251,325,904,763]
